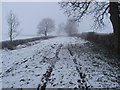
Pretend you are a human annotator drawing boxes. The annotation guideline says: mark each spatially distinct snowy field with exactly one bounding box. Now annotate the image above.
[1,36,120,89]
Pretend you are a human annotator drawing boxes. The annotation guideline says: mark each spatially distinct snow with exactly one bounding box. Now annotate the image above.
[1,36,119,89]
[75,53,119,88]
[46,48,80,88]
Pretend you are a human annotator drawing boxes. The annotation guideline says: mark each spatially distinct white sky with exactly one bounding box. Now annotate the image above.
[2,2,113,40]
[2,2,68,35]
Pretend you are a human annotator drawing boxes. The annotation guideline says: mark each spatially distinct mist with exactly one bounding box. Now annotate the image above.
[2,2,113,41]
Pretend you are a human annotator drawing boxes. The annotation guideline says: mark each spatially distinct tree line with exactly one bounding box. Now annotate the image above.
[6,0,120,56]
[7,11,79,49]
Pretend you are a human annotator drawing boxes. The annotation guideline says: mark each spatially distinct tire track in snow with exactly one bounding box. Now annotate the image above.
[67,47,91,89]
[67,44,119,88]
[37,44,63,90]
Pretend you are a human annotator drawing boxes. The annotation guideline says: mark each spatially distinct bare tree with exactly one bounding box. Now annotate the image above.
[57,22,65,35]
[64,19,79,36]
[37,18,55,38]
[59,1,120,55]
[7,10,20,49]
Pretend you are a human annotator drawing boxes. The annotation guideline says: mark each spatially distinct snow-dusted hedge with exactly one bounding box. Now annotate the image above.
[80,32,114,49]
[0,36,56,50]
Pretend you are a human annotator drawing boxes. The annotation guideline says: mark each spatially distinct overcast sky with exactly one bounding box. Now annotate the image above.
[2,2,113,40]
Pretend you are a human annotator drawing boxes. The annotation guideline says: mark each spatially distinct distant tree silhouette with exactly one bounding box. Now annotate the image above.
[37,18,55,38]
[64,19,79,36]
[7,10,20,49]
[57,22,65,35]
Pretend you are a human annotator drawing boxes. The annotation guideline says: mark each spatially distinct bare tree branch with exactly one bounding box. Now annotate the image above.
[7,10,20,42]
[59,1,110,29]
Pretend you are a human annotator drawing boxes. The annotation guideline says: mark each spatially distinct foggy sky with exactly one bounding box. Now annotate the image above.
[2,2,113,40]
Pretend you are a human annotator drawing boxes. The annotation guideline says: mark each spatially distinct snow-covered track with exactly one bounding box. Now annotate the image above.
[1,36,119,89]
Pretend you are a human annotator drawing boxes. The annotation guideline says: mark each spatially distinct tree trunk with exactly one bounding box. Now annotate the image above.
[109,2,120,58]
[9,29,13,50]
[45,31,47,39]
[10,35,12,42]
